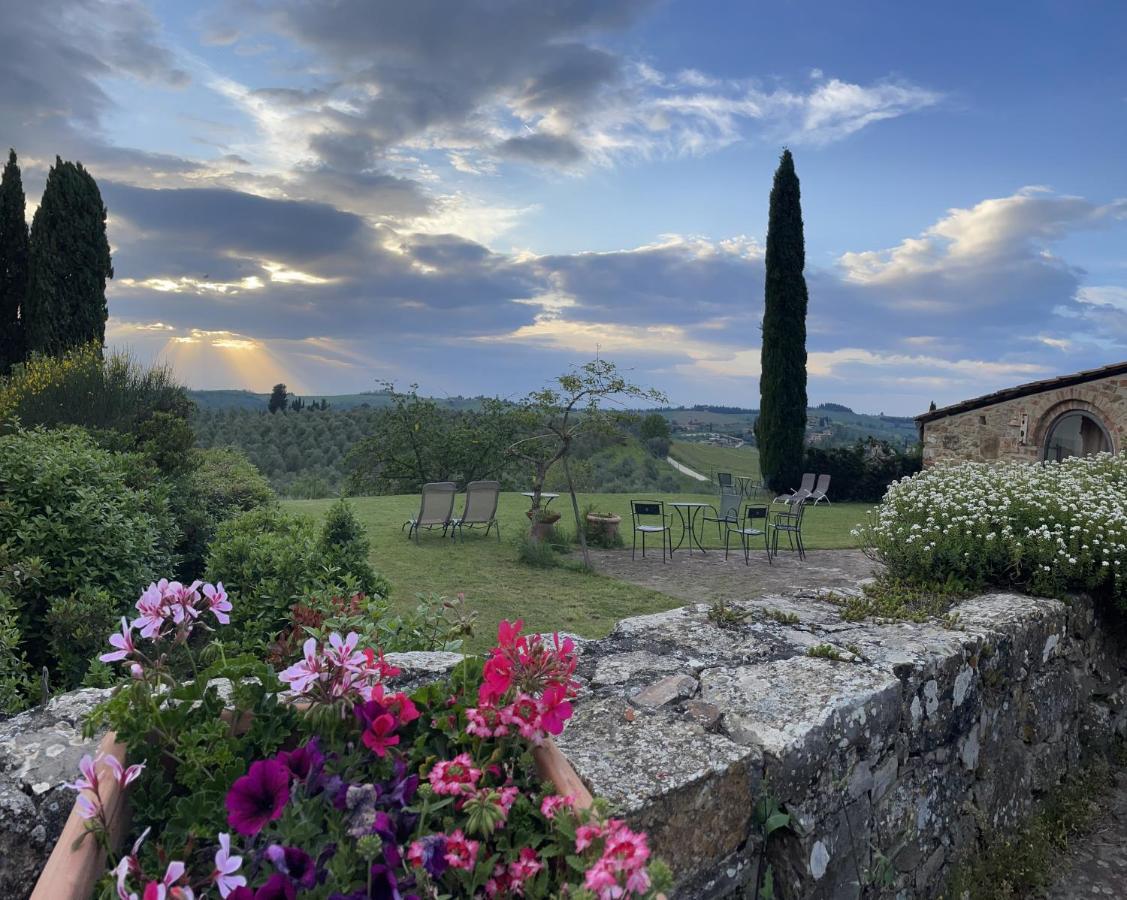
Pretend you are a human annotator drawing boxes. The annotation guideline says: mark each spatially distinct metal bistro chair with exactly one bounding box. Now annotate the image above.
[402,481,457,544]
[630,500,672,562]
[450,480,501,542]
[725,503,772,565]
[769,496,808,560]
[701,482,742,539]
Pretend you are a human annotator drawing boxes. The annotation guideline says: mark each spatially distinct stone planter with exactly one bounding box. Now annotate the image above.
[527,508,562,541]
[585,513,622,541]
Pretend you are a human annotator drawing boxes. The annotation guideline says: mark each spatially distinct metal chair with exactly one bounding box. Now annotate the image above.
[630,500,672,562]
[769,496,808,560]
[701,483,742,539]
[775,472,815,503]
[725,503,771,565]
[808,474,832,505]
[402,482,457,544]
[449,480,501,542]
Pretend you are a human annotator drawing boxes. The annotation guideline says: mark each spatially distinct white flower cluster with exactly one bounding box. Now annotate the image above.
[859,452,1127,603]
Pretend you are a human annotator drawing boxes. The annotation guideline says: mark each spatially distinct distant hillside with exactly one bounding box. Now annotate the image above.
[188,389,484,412]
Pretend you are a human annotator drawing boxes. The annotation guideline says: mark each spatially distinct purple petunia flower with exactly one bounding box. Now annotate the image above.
[265,844,317,889]
[226,760,291,836]
[275,738,324,785]
[407,833,448,879]
[249,874,296,900]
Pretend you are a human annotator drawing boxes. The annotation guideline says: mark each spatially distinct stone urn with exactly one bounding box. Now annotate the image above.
[527,508,562,541]
[585,512,622,541]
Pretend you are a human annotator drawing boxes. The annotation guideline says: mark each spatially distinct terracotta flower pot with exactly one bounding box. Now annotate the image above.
[33,732,591,900]
[527,508,562,542]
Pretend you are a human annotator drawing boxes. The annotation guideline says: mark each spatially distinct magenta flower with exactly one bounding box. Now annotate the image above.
[275,739,324,783]
[212,833,246,898]
[248,874,295,900]
[226,760,291,836]
[100,617,136,663]
[265,844,316,889]
[538,682,573,736]
[64,753,99,793]
[203,582,232,625]
[360,712,400,757]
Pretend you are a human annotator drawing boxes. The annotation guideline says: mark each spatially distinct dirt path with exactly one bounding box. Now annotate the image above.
[665,456,708,481]
[589,546,877,603]
[1045,767,1127,898]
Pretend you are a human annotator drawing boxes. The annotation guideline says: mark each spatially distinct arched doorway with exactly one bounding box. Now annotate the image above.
[1043,410,1112,461]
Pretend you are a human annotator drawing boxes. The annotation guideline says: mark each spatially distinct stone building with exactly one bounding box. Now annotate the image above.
[916,360,1127,466]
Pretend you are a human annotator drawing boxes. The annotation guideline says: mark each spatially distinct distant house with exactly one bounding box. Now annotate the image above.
[916,361,1126,467]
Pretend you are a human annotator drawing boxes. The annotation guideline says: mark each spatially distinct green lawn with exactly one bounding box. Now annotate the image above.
[284,493,871,650]
[668,441,760,481]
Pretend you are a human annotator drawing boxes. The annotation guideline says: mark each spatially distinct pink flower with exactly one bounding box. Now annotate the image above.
[575,823,605,852]
[203,582,232,625]
[100,617,136,663]
[325,631,364,670]
[212,833,245,898]
[502,694,543,743]
[466,704,509,738]
[385,692,420,726]
[361,713,400,757]
[498,785,520,815]
[103,755,146,789]
[278,637,321,695]
[538,682,573,736]
[64,754,99,793]
[510,847,543,884]
[443,829,479,870]
[76,794,100,820]
[540,794,575,820]
[427,754,482,796]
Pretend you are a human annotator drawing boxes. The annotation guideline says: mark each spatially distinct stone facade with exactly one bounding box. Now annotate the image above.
[918,366,1127,467]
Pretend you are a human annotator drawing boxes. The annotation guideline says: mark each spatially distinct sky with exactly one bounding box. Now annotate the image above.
[2,0,1125,415]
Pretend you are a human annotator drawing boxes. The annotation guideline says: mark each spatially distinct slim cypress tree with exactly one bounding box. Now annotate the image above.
[0,149,30,372]
[24,157,113,356]
[757,149,809,492]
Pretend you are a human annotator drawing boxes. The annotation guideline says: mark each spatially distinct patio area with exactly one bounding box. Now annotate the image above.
[589,547,878,605]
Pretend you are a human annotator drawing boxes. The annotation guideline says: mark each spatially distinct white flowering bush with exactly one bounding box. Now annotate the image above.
[858,453,1127,609]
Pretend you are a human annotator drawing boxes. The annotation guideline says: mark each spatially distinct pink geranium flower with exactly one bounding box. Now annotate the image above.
[443,829,479,870]
[538,682,572,736]
[202,582,232,625]
[361,712,400,757]
[225,760,290,836]
[100,617,136,663]
[103,754,146,789]
[212,833,245,898]
[278,637,321,695]
[540,794,575,820]
[427,754,482,796]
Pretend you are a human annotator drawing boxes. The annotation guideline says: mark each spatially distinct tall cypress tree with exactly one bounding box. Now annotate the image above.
[0,149,30,372]
[24,157,113,356]
[757,149,809,492]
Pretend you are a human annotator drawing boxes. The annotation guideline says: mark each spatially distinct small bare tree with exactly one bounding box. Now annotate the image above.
[507,359,665,567]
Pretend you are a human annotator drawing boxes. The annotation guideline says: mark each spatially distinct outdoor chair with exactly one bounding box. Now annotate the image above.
[717,471,734,489]
[630,500,672,562]
[808,474,832,505]
[724,503,771,565]
[450,480,501,542]
[701,483,742,538]
[769,496,808,560]
[775,472,815,503]
[402,481,457,544]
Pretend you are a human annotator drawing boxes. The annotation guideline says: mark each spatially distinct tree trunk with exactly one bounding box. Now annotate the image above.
[562,455,590,568]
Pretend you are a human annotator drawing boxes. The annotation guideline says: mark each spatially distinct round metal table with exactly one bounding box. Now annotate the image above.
[669,501,710,555]
[521,492,560,509]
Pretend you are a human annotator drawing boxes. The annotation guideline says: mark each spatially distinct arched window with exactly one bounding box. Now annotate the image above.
[1043,411,1112,461]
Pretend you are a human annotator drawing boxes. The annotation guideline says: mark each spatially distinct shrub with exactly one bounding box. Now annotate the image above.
[204,503,389,649]
[45,588,124,689]
[860,454,1127,610]
[803,439,921,502]
[174,448,276,579]
[0,428,176,706]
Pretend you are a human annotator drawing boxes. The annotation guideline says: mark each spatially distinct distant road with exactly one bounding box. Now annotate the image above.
[666,456,708,481]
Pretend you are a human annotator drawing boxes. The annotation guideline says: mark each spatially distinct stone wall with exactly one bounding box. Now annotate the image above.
[556,591,1127,898]
[920,371,1127,466]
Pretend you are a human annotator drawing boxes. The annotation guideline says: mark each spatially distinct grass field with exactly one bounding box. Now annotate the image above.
[668,441,761,481]
[284,492,870,650]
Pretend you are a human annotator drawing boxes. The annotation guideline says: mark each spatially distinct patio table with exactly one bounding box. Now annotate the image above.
[521,492,560,509]
[734,473,761,498]
[669,501,710,555]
